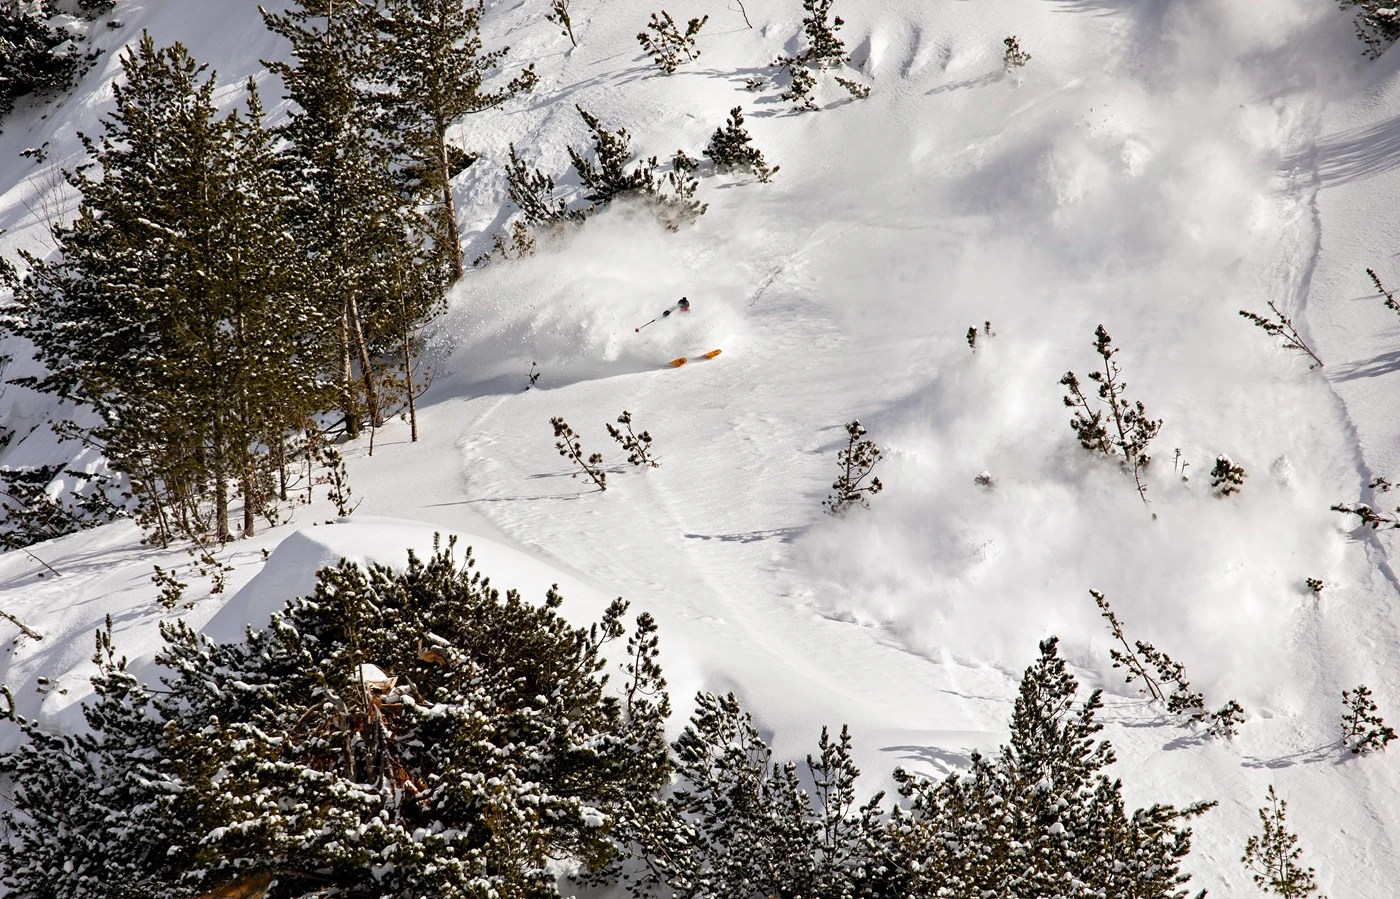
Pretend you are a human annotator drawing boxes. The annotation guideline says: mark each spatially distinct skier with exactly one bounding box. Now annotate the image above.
[634,297,690,332]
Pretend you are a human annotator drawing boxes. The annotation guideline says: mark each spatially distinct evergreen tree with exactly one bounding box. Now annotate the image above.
[620,692,889,899]
[374,0,537,281]
[704,106,777,182]
[6,36,329,543]
[1242,786,1325,898]
[892,637,1215,898]
[264,0,433,441]
[0,540,671,897]
[0,1,83,124]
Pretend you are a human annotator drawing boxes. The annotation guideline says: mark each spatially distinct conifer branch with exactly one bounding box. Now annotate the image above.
[1239,302,1323,369]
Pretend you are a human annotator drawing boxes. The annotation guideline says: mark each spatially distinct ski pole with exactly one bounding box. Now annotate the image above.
[634,297,689,332]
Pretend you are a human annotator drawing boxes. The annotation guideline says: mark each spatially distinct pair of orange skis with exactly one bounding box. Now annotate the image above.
[668,348,722,368]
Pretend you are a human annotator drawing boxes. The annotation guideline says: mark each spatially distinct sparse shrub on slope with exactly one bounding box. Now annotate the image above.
[637,9,707,74]
[1342,685,1396,754]
[704,106,777,181]
[1242,786,1327,898]
[1060,324,1162,504]
[1240,302,1324,369]
[1337,0,1400,58]
[1003,35,1031,69]
[823,420,883,515]
[0,540,671,898]
[772,0,869,111]
[1091,589,1246,738]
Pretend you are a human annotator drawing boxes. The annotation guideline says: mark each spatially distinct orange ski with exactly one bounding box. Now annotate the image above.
[668,348,721,368]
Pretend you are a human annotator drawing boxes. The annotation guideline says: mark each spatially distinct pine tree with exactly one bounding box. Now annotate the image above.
[823,420,883,515]
[704,106,777,181]
[374,0,537,281]
[636,10,708,75]
[1341,685,1397,754]
[620,692,889,899]
[566,106,705,226]
[1242,786,1326,898]
[893,637,1216,898]
[0,541,672,897]
[7,37,329,544]
[1210,454,1246,496]
[0,2,83,124]
[1060,324,1162,503]
[264,0,431,441]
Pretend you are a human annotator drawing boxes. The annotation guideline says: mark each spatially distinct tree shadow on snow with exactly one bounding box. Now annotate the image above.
[1329,347,1400,382]
[1289,114,1400,187]
[683,527,804,544]
[880,743,974,776]
[1240,742,1344,769]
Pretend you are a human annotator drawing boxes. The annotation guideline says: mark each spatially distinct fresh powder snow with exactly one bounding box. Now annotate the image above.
[2,0,1400,894]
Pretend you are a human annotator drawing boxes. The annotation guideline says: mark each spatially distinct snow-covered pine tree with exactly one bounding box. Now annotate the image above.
[892,637,1216,898]
[1210,454,1246,496]
[615,691,890,899]
[7,37,328,544]
[374,0,537,282]
[0,540,672,898]
[566,106,706,226]
[703,106,777,182]
[264,0,429,441]
[0,2,83,123]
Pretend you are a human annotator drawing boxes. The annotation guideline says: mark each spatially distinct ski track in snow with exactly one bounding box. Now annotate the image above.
[6,0,1400,894]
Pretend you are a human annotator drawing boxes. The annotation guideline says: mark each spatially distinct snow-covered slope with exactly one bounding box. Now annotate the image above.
[4,0,1400,893]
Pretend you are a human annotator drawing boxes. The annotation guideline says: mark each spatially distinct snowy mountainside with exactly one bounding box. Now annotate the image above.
[3,0,1400,894]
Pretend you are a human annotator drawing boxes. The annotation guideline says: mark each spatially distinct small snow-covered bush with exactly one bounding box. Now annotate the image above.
[1003,35,1031,69]
[637,10,707,74]
[1210,455,1246,496]
[1060,325,1162,503]
[1342,684,1397,754]
[823,420,883,515]
[607,410,659,468]
[704,106,777,181]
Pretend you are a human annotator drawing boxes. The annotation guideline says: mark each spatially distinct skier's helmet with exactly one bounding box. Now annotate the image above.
[678,297,690,311]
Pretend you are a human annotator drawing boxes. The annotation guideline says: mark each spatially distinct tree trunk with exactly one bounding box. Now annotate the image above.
[402,312,418,443]
[214,468,230,542]
[437,128,463,282]
[241,469,256,538]
[349,294,380,427]
[340,300,359,438]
